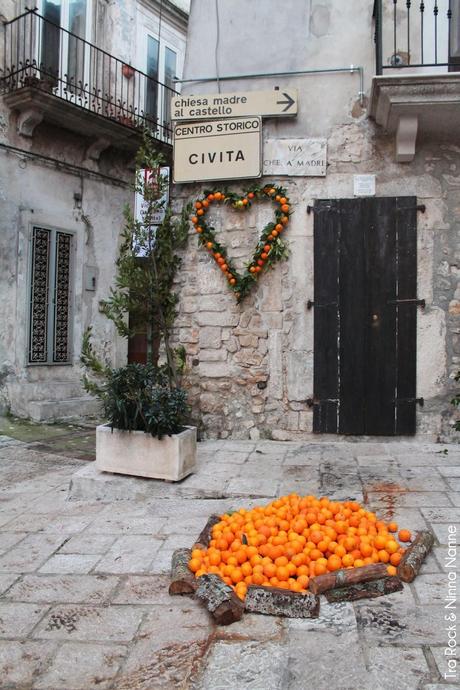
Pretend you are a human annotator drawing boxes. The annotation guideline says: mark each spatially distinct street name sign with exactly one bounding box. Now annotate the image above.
[173,117,262,184]
[171,89,298,121]
[263,139,327,177]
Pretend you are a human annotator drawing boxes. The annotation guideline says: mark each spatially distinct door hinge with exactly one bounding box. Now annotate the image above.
[387,298,425,308]
[394,397,424,407]
[307,397,338,407]
[307,300,337,310]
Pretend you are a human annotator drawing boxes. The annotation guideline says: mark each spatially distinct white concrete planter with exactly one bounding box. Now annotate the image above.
[95,424,197,481]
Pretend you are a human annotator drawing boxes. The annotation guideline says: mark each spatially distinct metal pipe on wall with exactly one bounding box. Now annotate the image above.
[174,66,366,106]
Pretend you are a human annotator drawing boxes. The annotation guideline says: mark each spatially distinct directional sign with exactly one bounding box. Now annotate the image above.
[171,89,298,121]
[173,117,261,184]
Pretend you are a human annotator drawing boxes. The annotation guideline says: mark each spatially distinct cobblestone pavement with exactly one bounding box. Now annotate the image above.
[0,427,459,689]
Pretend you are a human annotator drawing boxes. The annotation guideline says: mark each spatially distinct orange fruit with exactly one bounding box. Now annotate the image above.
[276,566,289,581]
[281,204,290,213]
[388,522,398,533]
[360,543,373,558]
[386,540,399,554]
[314,562,327,576]
[353,559,365,568]
[390,552,402,566]
[242,566,253,581]
[387,565,397,576]
[263,563,277,578]
[378,550,390,563]
[188,558,201,573]
[334,545,346,559]
[252,571,265,585]
[342,554,354,568]
[398,529,412,543]
[374,535,387,550]
[327,555,342,571]
[230,568,244,584]
[209,551,221,566]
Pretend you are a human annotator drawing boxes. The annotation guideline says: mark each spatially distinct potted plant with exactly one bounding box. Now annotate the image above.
[81,132,195,481]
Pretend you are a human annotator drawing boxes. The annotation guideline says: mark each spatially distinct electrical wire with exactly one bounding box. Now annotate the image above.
[0,142,130,187]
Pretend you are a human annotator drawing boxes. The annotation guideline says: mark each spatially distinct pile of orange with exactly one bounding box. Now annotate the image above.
[188,494,412,601]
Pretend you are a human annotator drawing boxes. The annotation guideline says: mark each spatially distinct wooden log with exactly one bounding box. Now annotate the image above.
[397,530,435,583]
[309,563,389,594]
[325,576,403,603]
[193,514,221,549]
[245,585,320,619]
[168,548,197,596]
[195,573,244,625]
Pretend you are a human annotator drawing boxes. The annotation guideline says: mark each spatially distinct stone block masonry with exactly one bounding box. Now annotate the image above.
[172,128,460,440]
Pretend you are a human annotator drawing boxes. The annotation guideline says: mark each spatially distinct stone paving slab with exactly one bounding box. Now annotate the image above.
[5,574,119,604]
[0,602,49,638]
[0,640,58,686]
[0,433,457,688]
[366,646,431,690]
[34,604,146,642]
[190,640,290,690]
[33,641,127,690]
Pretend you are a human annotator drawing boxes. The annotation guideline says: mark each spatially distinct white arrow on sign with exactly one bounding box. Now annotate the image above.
[171,88,298,121]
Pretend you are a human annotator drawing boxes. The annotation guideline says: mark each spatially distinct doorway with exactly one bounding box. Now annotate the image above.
[312,196,421,435]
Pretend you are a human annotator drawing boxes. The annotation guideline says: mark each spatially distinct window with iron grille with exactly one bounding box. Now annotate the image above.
[28,226,73,364]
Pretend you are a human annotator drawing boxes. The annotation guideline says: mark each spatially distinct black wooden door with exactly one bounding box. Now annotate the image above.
[312,197,419,435]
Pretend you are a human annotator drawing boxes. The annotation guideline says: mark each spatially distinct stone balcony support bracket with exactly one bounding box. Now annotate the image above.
[395,114,418,163]
[369,73,460,163]
[17,106,44,137]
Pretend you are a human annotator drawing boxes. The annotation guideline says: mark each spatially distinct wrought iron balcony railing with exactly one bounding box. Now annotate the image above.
[374,0,460,75]
[1,9,178,145]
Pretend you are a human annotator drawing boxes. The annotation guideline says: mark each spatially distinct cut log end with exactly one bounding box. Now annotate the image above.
[169,548,197,596]
[196,573,244,625]
[397,530,435,583]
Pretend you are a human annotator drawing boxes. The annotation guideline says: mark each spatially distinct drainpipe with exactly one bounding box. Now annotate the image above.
[174,66,365,106]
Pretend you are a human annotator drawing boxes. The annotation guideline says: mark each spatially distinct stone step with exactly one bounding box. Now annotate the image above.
[28,397,101,422]
[12,380,87,402]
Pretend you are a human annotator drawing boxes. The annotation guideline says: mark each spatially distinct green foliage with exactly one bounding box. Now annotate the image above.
[194,184,291,302]
[86,362,189,438]
[452,369,460,432]
[80,132,192,439]
[98,130,191,377]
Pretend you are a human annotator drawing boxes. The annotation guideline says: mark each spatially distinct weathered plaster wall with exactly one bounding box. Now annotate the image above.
[172,0,460,440]
[0,0,136,415]
[0,118,132,416]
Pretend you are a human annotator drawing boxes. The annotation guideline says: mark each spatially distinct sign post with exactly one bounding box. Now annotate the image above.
[173,117,262,184]
[171,89,298,121]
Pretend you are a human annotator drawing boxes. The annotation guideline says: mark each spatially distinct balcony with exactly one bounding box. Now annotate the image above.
[0,10,177,157]
[370,0,460,161]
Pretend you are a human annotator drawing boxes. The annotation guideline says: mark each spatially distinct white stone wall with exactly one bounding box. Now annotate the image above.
[171,0,460,440]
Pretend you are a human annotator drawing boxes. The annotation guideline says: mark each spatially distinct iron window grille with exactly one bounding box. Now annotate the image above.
[28,226,73,365]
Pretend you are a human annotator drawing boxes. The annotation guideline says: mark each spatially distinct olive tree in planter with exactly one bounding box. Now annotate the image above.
[81,133,195,481]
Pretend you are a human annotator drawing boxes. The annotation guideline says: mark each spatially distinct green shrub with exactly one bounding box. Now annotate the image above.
[99,363,189,439]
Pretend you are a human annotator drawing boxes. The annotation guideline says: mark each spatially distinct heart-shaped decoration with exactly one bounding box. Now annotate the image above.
[190,184,292,302]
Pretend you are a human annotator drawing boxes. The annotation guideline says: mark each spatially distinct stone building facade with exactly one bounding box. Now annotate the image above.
[0,0,188,419]
[171,0,460,441]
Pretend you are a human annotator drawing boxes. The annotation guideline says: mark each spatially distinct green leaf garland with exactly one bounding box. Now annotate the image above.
[190,184,292,303]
